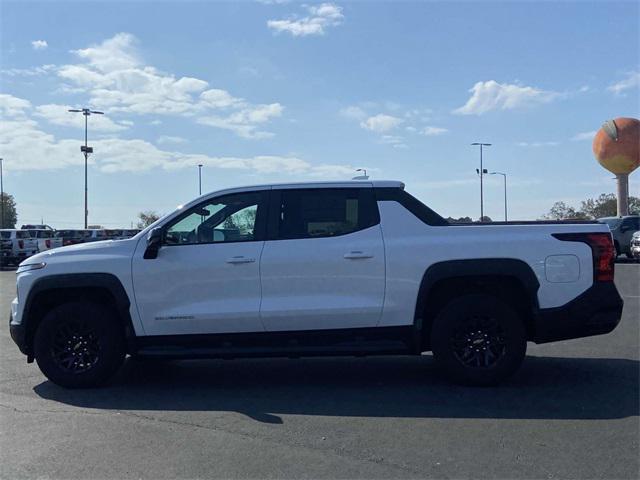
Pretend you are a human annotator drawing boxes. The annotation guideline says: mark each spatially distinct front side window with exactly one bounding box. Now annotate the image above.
[271,188,379,240]
[165,192,264,245]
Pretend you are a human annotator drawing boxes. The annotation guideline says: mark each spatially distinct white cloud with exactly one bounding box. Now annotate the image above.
[421,126,448,136]
[157,135,187,145]
[360,114,403,133]
[0,93,31,117]
[453,80,561,115]
[268,3,344,37]
[197,103,284,139]
[607,71,640,95]
[1,64,56,77]
[571,131,597,141]
[55,33,282,138]
[339,105,367,120]
[516,141,559,147]
[0,94,353,178]
[379,135,408,149]
[31,40,48,50]
[34,104,130,132]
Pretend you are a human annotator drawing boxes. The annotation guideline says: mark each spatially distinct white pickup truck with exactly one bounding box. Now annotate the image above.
[0,229,38,266]
[10,181,623,388]
[25,229,63,253]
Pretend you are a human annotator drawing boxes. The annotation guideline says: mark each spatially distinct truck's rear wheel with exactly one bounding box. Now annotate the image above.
[431,293,526,386]
[34,302,125,388]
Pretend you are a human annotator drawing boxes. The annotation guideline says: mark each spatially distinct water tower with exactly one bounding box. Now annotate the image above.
[592,117,640,216]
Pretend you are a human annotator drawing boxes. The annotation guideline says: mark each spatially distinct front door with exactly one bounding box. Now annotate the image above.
[132,190,268,336]
[259,187,386,332]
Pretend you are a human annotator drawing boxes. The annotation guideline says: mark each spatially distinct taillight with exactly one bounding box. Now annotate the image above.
[18,240,24,249]
[552,232,615,282]
[46,239,51,249]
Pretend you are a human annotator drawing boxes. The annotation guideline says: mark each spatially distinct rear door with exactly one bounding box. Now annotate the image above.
[259,187,385,331]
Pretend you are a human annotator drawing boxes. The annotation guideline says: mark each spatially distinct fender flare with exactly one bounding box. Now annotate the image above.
[414,258,541,331]
[22,273,136,355]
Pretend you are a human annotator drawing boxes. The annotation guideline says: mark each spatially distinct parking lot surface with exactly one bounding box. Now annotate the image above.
[0,266,638,479]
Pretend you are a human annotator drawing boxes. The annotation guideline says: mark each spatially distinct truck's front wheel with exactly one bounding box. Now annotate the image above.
[431,294,527,386]
[34,301,125,388]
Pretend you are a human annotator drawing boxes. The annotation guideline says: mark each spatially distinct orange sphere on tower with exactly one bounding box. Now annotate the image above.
[592,117,640,175]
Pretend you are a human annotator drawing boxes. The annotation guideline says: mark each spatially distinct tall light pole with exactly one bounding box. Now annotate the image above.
[0,158,4,229]
[490,171,508,222]
[471,142,491,221]
[198,164,203,195]
[68,108,104,228]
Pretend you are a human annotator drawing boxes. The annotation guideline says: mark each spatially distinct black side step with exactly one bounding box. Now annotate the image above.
[134,326,416,360]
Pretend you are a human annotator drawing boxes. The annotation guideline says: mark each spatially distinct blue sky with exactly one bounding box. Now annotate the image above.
[1,0,638,227]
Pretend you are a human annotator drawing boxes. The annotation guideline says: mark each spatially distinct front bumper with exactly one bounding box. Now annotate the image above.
[10,314,28,355]
[534,282,623,343]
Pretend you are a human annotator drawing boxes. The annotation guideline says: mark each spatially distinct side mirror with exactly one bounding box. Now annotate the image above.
[143,227,163,259]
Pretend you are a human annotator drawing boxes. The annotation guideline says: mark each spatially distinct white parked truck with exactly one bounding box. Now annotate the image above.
[25,229,63,253]
[1,229,38,266]
[10,181,623,388]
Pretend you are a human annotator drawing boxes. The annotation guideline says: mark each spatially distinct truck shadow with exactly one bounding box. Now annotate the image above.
[34,355,639,423]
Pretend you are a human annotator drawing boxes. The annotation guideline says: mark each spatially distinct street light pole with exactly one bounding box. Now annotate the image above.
[0,158,4,229]
[491,172,508,222]
[198,164,203,195]
[471,142,491,221]
[68,108,104,228]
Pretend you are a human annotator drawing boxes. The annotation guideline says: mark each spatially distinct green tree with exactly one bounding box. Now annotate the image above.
[543,201,587,220]
[544,194,640,220]
[0,192,18,229]
[579,193,640,218]
[136,210,160,229]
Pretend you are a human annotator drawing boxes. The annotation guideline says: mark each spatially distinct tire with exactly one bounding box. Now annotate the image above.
[430,293,527,386]
[34,301,125,388]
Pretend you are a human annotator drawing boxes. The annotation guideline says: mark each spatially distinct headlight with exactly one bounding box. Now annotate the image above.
[16,262,46,274]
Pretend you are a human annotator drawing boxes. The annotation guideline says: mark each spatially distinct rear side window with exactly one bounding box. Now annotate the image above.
[0,232,10,239]
[16,231,31,239]
[269,188,379,240]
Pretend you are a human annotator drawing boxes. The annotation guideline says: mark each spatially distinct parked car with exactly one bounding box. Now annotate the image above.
[25,229,63,253]
[598,215,640,258]
[10,181,623,388]
[21,224,54,231]
[105,229,125,240]
[54,229,88,246]
[630,231,640,261]
[122,229,141,238]
[0,229,38,266]
[0,235,12,267]
[85,229,108,242]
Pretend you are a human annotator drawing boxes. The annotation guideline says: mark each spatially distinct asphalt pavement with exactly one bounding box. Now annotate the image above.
[0,265,638,479]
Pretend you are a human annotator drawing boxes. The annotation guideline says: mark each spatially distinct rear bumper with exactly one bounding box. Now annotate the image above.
[534,282,623,343]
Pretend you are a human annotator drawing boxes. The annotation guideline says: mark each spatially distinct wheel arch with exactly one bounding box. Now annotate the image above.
[22,273,136,358]
[414,258,541,350]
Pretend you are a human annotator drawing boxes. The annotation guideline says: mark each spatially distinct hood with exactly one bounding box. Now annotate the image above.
[20,238,138,266]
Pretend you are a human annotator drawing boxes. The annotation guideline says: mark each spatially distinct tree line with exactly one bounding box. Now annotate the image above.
[544,193,640,220]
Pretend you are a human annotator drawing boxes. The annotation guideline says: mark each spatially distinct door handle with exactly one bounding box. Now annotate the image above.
[344,251,374,259]
[226,256,256,264]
